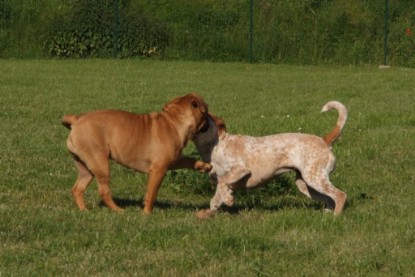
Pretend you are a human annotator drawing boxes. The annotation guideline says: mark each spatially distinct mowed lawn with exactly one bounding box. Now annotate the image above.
[1,59,414,276]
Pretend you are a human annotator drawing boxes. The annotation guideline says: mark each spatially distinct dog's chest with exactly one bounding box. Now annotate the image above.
[210,136,249,177]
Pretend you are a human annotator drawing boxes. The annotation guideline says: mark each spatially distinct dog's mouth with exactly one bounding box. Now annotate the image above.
[198,117,210,133]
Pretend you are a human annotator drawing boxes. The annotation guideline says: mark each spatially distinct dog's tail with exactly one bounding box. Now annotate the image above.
[61,114,79,129]
[321,101,348,146]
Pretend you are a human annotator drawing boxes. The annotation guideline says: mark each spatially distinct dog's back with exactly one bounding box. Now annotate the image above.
[209,132,333,188]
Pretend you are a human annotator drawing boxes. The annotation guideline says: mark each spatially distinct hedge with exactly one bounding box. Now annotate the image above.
[1,0,414,66]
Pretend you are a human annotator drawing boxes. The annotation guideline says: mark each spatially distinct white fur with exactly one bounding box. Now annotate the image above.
[194,101,348,217]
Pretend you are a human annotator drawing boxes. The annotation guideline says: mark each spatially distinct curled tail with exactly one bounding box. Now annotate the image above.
[321,101,348,146]
[61,114,79,129]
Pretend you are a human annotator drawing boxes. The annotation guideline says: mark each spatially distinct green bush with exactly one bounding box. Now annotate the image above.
[43,0,169,58]
[253,0,386,65]
[387,2,415,67]
[1,0,414,66]
[0,0,50,58]
[137,0,247,61]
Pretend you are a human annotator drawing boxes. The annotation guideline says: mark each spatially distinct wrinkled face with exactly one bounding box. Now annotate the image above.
[163,92,209,133]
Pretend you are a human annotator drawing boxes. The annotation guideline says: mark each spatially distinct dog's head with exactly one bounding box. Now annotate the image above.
[163,93,209,135]
[193,112,227,162]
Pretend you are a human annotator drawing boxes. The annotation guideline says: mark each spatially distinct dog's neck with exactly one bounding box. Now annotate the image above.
[160,109,196,144]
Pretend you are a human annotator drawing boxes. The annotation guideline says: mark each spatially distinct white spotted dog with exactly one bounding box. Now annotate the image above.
[194,101,348,218]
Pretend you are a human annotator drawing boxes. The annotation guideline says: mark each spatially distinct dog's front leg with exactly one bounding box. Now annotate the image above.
[195,177,238,219]
[216,165,250,207]
[196,185,224,219]
[169,156,212,173]
[221,165,251,185]
[210,183,227,211]
[217,180,234,207]
[143,166,168,214]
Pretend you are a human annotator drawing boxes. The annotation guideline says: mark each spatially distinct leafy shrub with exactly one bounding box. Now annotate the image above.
[2,0,415,66]
[254,0,385,65]
[44,0,169,58]
[0,0,51,58]
[387,3,415,67]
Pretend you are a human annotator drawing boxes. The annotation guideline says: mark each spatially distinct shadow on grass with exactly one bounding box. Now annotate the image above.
[98,182,373,215]
[99,197,207,211]
[98,196,325,215]
[217,192,371,216]
[221,198,325,215]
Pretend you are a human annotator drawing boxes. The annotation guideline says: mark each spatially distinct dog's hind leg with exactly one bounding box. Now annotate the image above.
[295,172,335,211]
[331,185,347,215]
[84,154,122,212]
[302,171,347,215]
[295,173,312,198]
[71,157,94,210]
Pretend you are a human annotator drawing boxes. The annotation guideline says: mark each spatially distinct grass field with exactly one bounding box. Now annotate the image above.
[1,59,414,276]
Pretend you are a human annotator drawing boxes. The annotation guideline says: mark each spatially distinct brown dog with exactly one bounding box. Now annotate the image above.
[194,101,348,218]
[62,93,211,214]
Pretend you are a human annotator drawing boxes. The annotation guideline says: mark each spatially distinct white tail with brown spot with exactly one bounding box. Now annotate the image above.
[321,101,348,146]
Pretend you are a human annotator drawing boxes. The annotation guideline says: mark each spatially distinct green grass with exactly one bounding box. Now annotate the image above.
[1,59,414,276]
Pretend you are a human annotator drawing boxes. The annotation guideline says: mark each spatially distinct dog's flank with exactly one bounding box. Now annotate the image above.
[62,93,211,214]
[194,101,348,219]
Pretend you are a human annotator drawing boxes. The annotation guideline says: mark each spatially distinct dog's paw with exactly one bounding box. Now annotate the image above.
[196,209,216,219]
[223,197,234,207]
[222,191,234,207]
[195,161,212,173]
[114,207,125,213]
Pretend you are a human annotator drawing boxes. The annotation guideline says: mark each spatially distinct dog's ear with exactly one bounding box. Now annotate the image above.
[163,93,208,114]
[209,112,227,133]
[187,93,207,113]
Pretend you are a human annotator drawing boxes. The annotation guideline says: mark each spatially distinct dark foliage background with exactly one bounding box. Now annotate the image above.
[1,0,414,66]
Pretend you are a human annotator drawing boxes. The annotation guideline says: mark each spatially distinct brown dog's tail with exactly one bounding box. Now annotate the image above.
[61,114,79,129]
[321,101,348,146]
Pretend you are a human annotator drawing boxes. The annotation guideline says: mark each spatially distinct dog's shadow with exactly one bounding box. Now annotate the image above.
[221,175,327,214]
[102,196,325,215]
[99,197,207,211]
[99,195,367,215]
[99,178,370,215]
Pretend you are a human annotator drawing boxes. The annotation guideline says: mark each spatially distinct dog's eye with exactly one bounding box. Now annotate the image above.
[191,100,198,108]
